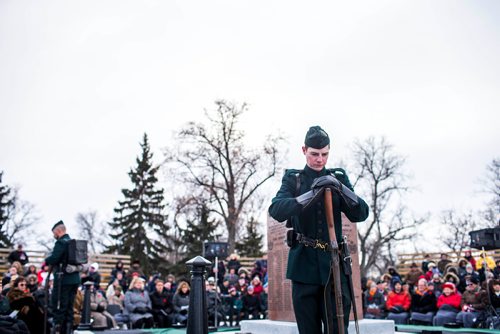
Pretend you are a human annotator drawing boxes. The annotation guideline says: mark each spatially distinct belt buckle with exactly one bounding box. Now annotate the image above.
[315,240,326,250]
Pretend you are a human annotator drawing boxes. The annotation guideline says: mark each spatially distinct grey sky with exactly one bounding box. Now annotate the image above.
[1,1,499,249]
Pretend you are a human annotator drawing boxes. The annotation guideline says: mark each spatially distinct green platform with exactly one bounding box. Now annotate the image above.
[396,324,498,333]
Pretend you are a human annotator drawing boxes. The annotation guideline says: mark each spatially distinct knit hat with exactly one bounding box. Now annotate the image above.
[442,282,455,291]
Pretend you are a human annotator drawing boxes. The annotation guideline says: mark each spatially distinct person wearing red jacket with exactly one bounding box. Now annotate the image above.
[433,282,461,326]
[386,281,411,324]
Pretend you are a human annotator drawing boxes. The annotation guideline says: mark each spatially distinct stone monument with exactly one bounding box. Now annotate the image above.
[267,213,363,321]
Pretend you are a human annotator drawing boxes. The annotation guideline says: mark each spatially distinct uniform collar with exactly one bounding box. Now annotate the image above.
[304,165,327,177]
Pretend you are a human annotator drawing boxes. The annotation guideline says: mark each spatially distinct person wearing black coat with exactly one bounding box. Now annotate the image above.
[241,286,262,320]
[410,279,437,325]
[149,280,173,328]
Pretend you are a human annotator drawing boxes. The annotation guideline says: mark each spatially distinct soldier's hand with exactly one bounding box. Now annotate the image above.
[311,175,341,190]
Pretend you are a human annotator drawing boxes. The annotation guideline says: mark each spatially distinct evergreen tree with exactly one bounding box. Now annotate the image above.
[235,216,264,257]
[169,198,222,276]
[0,172,14,247]
[107,134,170,275]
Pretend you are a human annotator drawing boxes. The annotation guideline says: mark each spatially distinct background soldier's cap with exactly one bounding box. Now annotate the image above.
[51,220,65,231]
[304,126,330,149]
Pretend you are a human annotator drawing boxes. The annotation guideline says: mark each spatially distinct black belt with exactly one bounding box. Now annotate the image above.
[296,233,331,251]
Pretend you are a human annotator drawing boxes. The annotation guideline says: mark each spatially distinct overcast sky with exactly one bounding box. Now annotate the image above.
[1,1,499,250]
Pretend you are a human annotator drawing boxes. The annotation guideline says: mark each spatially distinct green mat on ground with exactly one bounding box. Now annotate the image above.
[146,327,239,333]
[396,324,497,333]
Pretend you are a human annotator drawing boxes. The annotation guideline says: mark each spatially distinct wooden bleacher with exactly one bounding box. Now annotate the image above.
[0,248,130,289]
[396,249,500,276]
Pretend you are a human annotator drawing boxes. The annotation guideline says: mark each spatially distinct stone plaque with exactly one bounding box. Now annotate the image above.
[267,214,363,322]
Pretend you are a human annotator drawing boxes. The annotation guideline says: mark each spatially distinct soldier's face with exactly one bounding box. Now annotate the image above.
[303,146,330,171]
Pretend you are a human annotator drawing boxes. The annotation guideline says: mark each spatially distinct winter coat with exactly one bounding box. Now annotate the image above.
[173,291,190,314]
[90,290,116,329]
[405,269,424,286]
[6,288,45,334]
[124,288,153,323]
[150,289,173,315]
[411,289,437,313]
[437,292,462,310]
[460,288,489,311]
[386,291,411,311]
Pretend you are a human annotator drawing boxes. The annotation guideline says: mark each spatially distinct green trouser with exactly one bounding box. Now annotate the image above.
[51,282,79,328]
[292,276,351,334]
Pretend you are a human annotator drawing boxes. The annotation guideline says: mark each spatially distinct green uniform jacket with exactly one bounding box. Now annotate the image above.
[269,165,369,285]
[45,234,81,286]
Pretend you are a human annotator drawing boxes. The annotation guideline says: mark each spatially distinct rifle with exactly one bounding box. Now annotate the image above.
[324,188,344,334]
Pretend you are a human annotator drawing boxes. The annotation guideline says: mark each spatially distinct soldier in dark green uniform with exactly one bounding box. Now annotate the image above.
[45,221,81,334]
[269,126,369,333]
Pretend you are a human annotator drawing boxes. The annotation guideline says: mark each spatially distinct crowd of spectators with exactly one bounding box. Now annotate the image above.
[363,251,500,329]
[0,250,268,330]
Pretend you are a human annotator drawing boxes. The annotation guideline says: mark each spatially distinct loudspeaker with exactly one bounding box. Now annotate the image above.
[469,227,500,250]
[203,242,229,259]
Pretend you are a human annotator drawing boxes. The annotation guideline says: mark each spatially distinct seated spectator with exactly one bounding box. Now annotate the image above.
[221,286,241,326]
[364,282,385,319]
[377,280,389,300]
[458,263,479,292]
[224,268,239,287]
[443,272,460,289]
[90,284,117,329]
[386,280,411,324]
[425,262,439,281]
[250,261,264,280]
[107,285,129,326]
[227,254,241,273]
[235,275,249,296]
[172,281,190,326]
[405,263,423,291]
[388,267,402,285]
[37,263,50,287]
[8,244,29,265]
[463,249,477,270]
[6,276,46,333]
[106,278,121,299]
[124,277,154,329]
[456,277,488,328]
[24,264,37,278]
[251,276,264,296]
[241,285,262,320]
[220,278,231,295]
[457,258,469,277]
[206,279,223,326]
[115,271,129,293]
[25,274,38,293]
[437,253,452,274]
[494,260,500,279]
[490,279,500,312]
[430,274,443,297]
[81,262,102,291]
[150,279,173,328]
[410,278,436,325]
[166,274,177,292]
[111,259,127,279]
[10,261,23,278]
[260,282,268,319]
[433,282,461,326]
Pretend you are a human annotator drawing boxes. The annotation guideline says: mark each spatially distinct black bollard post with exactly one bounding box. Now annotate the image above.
[186,255,211,334]
[77,281,93,330]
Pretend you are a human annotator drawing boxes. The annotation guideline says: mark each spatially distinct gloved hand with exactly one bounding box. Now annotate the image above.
[134,306,147,314]
[311,175,341,190]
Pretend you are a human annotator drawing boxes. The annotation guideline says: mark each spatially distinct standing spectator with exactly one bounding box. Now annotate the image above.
[172,281,190,326]
[150,279,173,328]
[241,285,262,320]
[128,260,147,282]
[433,282,461,326]
[37,263,49,287]
[463,249,477,270]
[124,277,154,329]
[476,250,496,282]
[421,254,431,273]
[206,279,222,326]
[405,263,424,291]
[410,278,437,325]
[457,259,469,277]
[227,254,241,273]
[364,282,385,319]
[250,261,264,280]
[213,259,226,288]
[456,277,489,328]
[387,267,402,285]
[8,244,29,265]
[386,280,411,324]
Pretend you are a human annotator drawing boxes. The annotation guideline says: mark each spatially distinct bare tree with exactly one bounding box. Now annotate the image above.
[76,210,109,254]
[350,136,425,278]
[481,158,500,226]
[163,100,284,253]
[439,210,479,256]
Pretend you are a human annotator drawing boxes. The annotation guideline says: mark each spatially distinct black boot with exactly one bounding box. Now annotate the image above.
[65,322,73,334]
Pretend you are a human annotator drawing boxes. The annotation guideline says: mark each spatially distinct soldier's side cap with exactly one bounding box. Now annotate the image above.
[304,126,330,149]
[51,220,65,231]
